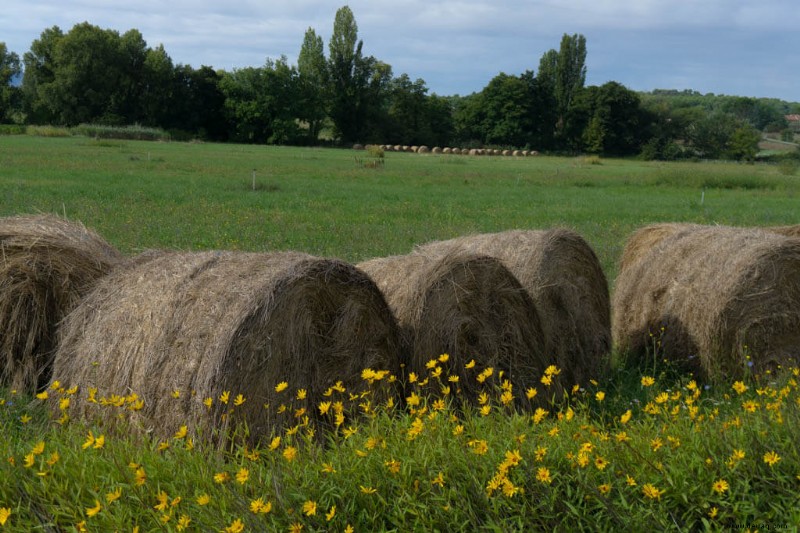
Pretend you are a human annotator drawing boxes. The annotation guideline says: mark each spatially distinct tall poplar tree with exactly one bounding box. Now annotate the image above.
[297,27,328,142]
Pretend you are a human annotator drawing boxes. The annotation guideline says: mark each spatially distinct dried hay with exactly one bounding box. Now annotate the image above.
[352,143,365,150]
[442,147,452,154]
[0,214,122,392]
[452,148,461,155]
[418,146,429,154]
[431,147,442,154]
[612,226,800,379]
[618,223,703,272]
[502,150,512,156]
[358,251,547,405]
[769,225,800,238]
[52,250,401,442]
[416,229,611,388]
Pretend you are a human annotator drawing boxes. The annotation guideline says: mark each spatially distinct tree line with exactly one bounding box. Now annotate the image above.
[0,6,798,159]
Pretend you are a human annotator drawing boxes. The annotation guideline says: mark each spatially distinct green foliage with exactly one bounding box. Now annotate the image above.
[297,28,328,144]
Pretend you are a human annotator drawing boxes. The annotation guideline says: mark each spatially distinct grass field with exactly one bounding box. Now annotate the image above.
[2,135,800,531]
[1,135,798,280]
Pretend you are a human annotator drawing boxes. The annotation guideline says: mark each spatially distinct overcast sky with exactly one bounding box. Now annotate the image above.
[2,0,798,101]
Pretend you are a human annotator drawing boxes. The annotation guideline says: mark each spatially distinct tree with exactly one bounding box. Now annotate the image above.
[685,111,740,159]
[480,72,534,147]
[22,25,63,124]
[386,74,429,144]
[297,27,328,143]
[327,5,380,143]
[728,125,761,161]
[554,34,586,138]
[0,43,21,122]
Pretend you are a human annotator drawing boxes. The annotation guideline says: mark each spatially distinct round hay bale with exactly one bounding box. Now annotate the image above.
[352,143,364,150]
[451,148,461,155]
[502,150,512,156]
[418,145,429,154]
[512,150,522,157]
[0,214,122,393]
[393,145,403,152]
[468,148,479,156]
[411,146,419,153]
[402,145,411,152]
[52,251,401,443]
[358,251,547,405]
[442,147,452,154]
[431,147,442,154]
[612,226,800,380]
[618,223,702,272]
[416,230,611,388]
[531,150,539,156]
[522,150,530,156]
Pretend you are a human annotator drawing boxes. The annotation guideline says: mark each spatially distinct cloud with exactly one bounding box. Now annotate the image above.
[2,0,798,100]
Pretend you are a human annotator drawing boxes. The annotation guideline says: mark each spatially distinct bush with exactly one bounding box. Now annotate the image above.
[26,126,72,137]
[0,124,26,135]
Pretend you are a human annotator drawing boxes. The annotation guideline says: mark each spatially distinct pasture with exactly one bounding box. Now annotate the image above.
[1,135,800,531]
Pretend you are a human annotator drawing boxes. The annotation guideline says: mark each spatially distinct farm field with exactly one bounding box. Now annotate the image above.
[1,135,800,531]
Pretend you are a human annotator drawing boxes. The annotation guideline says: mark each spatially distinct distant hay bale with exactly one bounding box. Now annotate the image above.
[431,147,442,154]
[352,143,365,150]
[618,223,702,272]
[416,229,611,387]
[52,251,401,443]
[530,150,539,156]
[522,150,530,156]
[358,251,547,405]
[442,147,452,154]
[0,214,122,393]
[452,148,462,155]
[513,150,522,157]
[418,146,430,154]
[394,145,403,152]
[411,146,419,153]
[612,226,800,380]
[468,148,479,156]
[402,145,411,152]
[502,150,512,156]
[769,225,800,238]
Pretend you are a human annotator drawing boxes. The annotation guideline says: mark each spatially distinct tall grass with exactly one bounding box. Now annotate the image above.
[2,359,799,530]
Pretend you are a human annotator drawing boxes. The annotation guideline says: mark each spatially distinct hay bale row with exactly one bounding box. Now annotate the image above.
[358,251,548,404]
[53,250,401,442]
[378,145,538,156]
[415,229,612,388]
[0,215,122,393]
[613,224,800,379]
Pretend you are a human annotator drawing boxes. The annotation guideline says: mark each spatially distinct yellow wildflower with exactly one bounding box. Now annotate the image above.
[35,390,48,400]
[196,494,210,505]
[732,381,748,394]
[641,376,655,387]
[224,519,245,533]
[174,425,188,440]
[532,407,548,424]
[219,390,230,404]
[233,394,246,406]
[213,472,230,484]
[176,515,191,531]
[642,483,664,500]
[763,451,781,466]
[712,479,729,494]
[283,446,298,462]
[598,483,612,495]
[431,472,445,487]
[236,468,249,484]
[385,459,401,474]
[620,410,632,424]
[536,467,552,484]
[321,462,336,474]
[526,387,538,400]
[0,508,10,526]
[359,485,377,494]
[465,359,476,369]
[86,500,102,517]
[134,467,147,486]
[326,505,336,521]
[595,391,605,402]
[105,487,122,504]
[154,491,169,511]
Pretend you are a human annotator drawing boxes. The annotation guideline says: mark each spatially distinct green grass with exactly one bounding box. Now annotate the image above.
[2,136,800,530]
[1,135,798,281]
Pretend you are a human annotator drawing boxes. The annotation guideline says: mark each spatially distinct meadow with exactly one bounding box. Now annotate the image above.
[1,134,800,531]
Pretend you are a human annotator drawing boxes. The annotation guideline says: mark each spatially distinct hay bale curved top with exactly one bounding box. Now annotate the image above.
[0,214,121,392]
[612,226,800,379]
[53,250,401,443]
[415,229,611,387]
[618,223,703,271]
[358,251,547,405]
[769,225,800,238]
